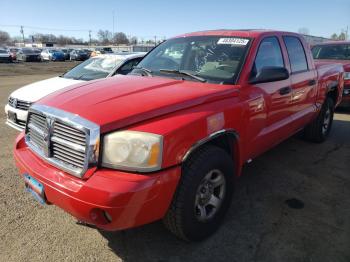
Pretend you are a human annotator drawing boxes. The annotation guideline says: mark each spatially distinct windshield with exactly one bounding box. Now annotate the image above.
[312,44,350,60]
[103,48,113,52]
[132,36,250,84]
[63,56,124,80]
[0,50,7,54]
[22,49,34,54]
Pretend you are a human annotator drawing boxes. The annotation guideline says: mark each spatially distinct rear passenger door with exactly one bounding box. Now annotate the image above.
[283,36,318,131]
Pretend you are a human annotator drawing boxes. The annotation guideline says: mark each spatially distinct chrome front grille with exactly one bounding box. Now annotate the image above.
[25,104,100,178]
[9,97,32,111]
[51,121,87,169]
[27,113,47,153]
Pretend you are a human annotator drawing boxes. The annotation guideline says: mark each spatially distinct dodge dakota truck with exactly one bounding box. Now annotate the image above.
[14,30,344,241]
[312,41,350,107]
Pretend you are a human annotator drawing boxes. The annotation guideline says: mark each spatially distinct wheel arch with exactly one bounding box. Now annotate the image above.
[326,80,340,106]
[182,129,241,177]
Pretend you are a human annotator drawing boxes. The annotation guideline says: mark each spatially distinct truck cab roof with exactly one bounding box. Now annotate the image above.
[174,29,301,39]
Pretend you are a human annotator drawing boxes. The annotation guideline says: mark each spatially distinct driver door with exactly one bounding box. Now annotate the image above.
[244,36,293,158]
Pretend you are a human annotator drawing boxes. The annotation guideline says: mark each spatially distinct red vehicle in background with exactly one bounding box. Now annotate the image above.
[14,30,344,241]
[8,47,19,61]
[312,41,350,107]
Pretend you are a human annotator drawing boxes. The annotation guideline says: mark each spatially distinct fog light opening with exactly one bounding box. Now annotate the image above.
[89,208,112,225]
[104,211,112,223]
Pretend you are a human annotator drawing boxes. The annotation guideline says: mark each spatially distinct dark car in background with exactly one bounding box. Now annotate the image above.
[61,49,72,60]
[83,49,92,57]
[0,48,12,62]
[34,48,42,54]
[70,49,89,61]
[16,48,41,62]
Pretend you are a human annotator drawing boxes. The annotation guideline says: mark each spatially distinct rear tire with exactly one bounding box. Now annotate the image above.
[163,145,235,241]
[304,97,334,143]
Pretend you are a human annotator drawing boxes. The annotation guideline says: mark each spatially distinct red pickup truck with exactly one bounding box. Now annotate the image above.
[312,41,350,107]
[14,30,344,241]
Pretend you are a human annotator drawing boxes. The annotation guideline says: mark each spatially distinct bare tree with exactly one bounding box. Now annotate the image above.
[56,35,71,45]
[31,33,57,43]
[338,32,346,40]
[130,36,138,45]
[112,32,129,45]
[97,30,112,44]
[330,31,347,41]
[298,27,310,35]
[0,30,11,44]
[330,33,338,40]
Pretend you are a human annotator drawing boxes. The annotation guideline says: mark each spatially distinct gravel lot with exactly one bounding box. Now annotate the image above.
[0,62,349,262]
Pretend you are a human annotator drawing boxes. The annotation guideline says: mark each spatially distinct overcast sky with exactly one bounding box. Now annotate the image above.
[0,0,349,41]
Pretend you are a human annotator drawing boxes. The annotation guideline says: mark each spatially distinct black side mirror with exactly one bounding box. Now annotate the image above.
[250,66,289,84]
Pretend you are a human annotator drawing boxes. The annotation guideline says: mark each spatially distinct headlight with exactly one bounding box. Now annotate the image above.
[344,72,350,80]
[102,131,163,172]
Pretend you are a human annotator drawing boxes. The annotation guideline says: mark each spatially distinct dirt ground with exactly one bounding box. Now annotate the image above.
[0,62,349,262]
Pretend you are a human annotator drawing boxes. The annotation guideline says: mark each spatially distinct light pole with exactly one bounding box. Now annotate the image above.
[20,26,25,45]
[112,10,115,44]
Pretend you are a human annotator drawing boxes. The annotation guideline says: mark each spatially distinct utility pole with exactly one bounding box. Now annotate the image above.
[20,26,25,45]
[154,35,157,46]
[89,30,92,46]
[112,10,115,44]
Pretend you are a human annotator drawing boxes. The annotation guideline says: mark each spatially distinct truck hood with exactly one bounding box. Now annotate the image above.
[38,75,238,133]
[10,76,85,102]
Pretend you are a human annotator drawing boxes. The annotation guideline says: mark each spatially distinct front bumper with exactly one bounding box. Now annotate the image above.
[14,133,181,231]
[4,104,28,130]
[0,56,12,62]
[25,55,41,62]
[52,56,65,61]
[76,55,88,61]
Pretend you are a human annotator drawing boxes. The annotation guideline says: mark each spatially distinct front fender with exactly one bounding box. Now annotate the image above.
[126,97,245,175]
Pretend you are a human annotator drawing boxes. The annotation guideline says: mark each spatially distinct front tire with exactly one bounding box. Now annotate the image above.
[304,97,334,143]
[163,145,235,241]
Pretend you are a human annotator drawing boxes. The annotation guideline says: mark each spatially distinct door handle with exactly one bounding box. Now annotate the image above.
[308,79,316,86]
[279,86,292,95]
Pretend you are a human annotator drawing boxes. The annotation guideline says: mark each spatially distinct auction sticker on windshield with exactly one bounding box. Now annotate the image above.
[217,38,249,45]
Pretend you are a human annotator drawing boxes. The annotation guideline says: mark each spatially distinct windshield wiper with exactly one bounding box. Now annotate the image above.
[159,69,206,82]
[133,66,153,76]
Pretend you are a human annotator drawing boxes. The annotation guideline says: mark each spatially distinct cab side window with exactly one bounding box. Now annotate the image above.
[283,36,308,73]
[254,37,284,74]
[116,58,143,75]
